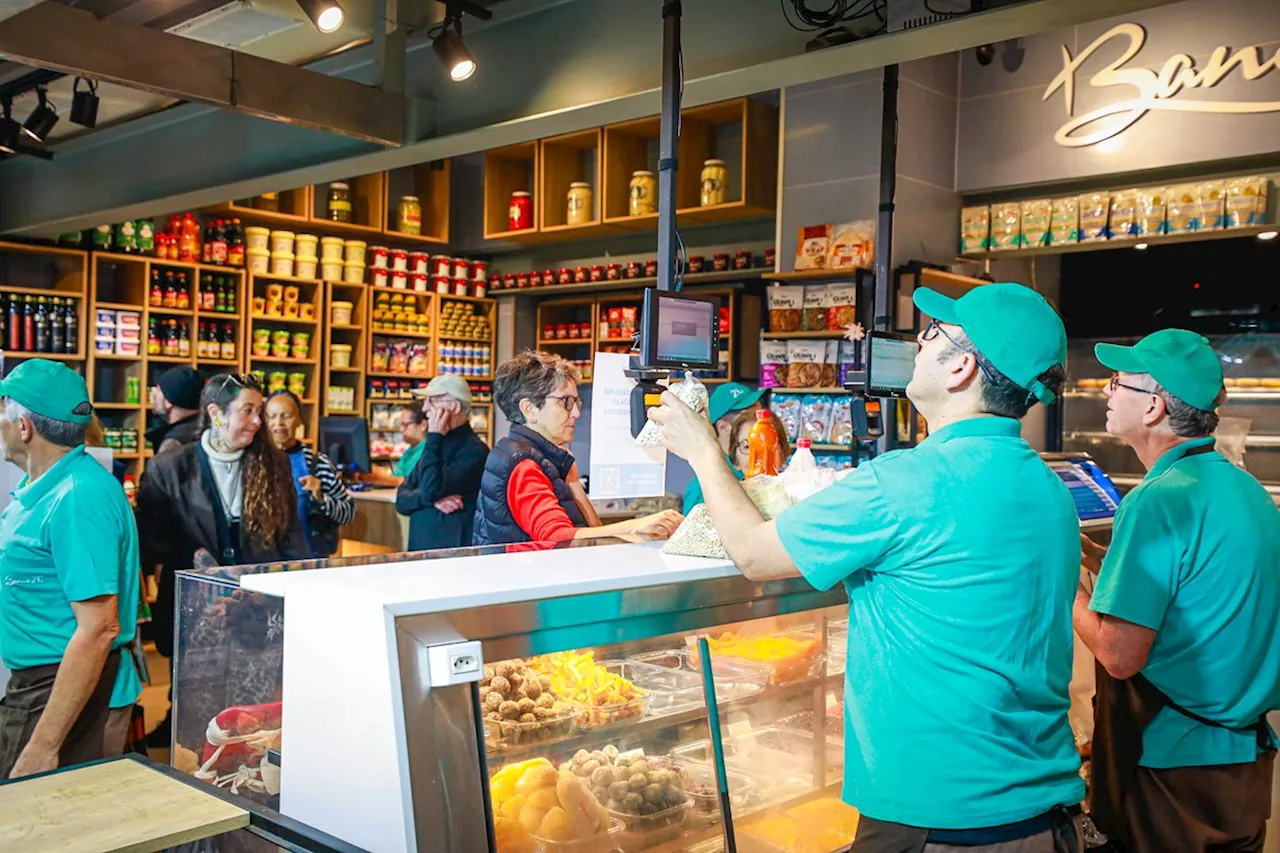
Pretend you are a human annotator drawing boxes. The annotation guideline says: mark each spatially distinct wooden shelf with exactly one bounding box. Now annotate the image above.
[95,301,146,312]
[197,358,241,366]
[539,128,603,232]
[384,161,450,245]
[961,223,1277,260]
[91,352,141,361]
[147,306,195,317]
[326,365,364,372]
[370,328,431,340]
[0,283,86,299]
[368,370,432,380]
[312,172,386,232]
[250,314,320,326]
[537,338,592,347]
[492,268,766,298]
[770,387,850,394]
[329,323,365,331]
[249,355,319,366]
[764,268,868,283]
[92,402,142,410]
[484,141,539,241]
[437,292,494,305]
[1,350,85,361]
[148,355,193,364]
[0,240,89,260]
[761,330,847,339]
[250,272,324,287]
[437,334,494,342]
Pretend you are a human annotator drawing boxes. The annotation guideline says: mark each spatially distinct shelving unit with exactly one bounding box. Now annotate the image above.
[384,162,451,245]
[483,142,541,241]
[539,129,607,238]
[490,268,769,298]
[323,281,369,417]
[436,294,496,383]
[244,273,323,442]
[0,241,89,370]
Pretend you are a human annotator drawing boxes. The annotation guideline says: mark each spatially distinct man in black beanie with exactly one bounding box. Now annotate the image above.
[147,367,203,458]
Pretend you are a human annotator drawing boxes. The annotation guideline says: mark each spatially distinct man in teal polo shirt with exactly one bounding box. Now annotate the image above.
[651,283,1084,851]
[0,359,141,778]
[681,382,765,512]
[1074,329,1280,853]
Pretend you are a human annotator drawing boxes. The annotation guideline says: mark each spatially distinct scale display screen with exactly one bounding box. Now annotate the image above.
[1046,457,1122,522]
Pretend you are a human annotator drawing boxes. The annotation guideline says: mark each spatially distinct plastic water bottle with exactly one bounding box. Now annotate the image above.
[788,438,817,477]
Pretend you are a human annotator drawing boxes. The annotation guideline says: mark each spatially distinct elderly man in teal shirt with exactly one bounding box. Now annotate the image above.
[651,283,1084,852]
[1075,329,1280,853]
[0,359,141,778]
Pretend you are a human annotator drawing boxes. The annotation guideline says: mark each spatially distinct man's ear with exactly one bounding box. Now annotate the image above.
[1143,393,1167,428]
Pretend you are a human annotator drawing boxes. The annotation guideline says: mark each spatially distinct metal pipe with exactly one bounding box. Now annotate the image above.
[655,0,681,293]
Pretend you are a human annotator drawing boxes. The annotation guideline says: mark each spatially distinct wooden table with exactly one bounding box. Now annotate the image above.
[344,488,408,552]
[0,757,247,853]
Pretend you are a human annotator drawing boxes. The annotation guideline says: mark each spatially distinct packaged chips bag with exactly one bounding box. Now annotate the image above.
[770,395,802,444]
[960,206,990,253]
[1136,188,1168,237]
[1019,199,1052,248]
[1166,184,1201,233]
[1049,196,1080,245]
[635,372,708,447]
[1109,190,1139,239]
[989,202,1022,251]
[1079,192,1110,242]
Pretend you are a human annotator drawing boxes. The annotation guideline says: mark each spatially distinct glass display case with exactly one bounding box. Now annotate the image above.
[1063,334,1280,499]
[172,541,852,853]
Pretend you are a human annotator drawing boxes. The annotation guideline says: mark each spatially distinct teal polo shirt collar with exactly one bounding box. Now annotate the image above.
[919,416,1022,446]
[1146,437,1216,480]
[12,445,87,507]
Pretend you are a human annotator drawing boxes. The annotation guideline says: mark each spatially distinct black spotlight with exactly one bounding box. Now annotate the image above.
[294,0,344,32]
[70,78,100,129]
[0,99,20,155]
[23,88,58,143]
[433,24,476,81]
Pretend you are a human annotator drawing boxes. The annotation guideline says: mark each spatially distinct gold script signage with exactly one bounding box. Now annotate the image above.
[1043,23,1280,148]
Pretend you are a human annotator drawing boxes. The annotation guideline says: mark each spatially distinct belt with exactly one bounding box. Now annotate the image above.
[926,805,1081,846]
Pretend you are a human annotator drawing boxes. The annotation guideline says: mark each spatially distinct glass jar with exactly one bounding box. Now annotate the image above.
[566,182,593,226]
[327,182,352,223]
[700,159,728,207]
[629,171,657,216]
[256,192,280,212]
[508,191,533,231]
[398,195,422,235]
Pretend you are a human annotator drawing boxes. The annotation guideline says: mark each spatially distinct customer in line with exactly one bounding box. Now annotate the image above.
[651,283,1084,852]
[265,390,356,558]
[0,359,141,778]
[147,366,204,458]
[473,351,682,546]
[726,407,790,473]
[1075,330,1280,853]
[395,375,488,551]
[359,404,429,488]
[681,382,764,512]
[136,373,306,744]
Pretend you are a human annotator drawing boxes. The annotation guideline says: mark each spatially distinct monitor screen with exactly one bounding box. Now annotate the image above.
[639,290,720,370]
[318,416,372,475]
[868,333,918,395]
[1047,459,1121,522]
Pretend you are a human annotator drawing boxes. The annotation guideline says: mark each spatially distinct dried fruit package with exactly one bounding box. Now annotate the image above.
[760,340,789,389]
[821,341,840,388]
[828,220,875,269]
[1199,180,1226,230]
[1109,191,1139,239]
[635,372,707,447]
[989,202,1022,251]
[786,341,825,388]
[770,395,802,443]
[827,285,857,331]
[1226,176,1266,228]
[802,285,829,331]
[1019,199,1052,247]
[1079,193,1110,242]
[1136,188,1168,237]
[795,225,832,270]
[800,395,834,444]
[767,286,802,333]
[1049,197,1080,245]
[960,206,990,253]
[1166,184,1201,233]
[829,401,853,447]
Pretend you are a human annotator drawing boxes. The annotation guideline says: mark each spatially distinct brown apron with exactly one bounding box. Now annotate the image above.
[1091,664,1273,852]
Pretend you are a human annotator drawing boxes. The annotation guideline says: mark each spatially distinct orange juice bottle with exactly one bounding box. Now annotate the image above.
[747,409,781,477]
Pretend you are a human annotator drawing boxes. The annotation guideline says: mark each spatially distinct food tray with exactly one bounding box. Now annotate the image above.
[485,705,580,748]
[686,631,826,685]
[776,710,845,742]
[622,657,764,714]
[557,660,651,730]
[531,817,625,853]
[671,728,842,788]
[630,648,772,691]
[673,760,755,820]
[607,797,692,851]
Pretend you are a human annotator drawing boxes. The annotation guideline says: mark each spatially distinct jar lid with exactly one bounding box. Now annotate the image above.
[402,195,419,201]
[704,159,727,166]
[330,182,349,189]
[632,170,654,177]
[569,182,591,188]
[511,191,531,197]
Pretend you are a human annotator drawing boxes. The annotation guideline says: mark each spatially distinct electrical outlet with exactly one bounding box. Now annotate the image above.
[427,640,484,687]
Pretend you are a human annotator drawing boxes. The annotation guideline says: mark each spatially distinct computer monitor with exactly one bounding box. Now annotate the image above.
[638,288,720,371]
[866,331,919,398]
[319,416,372,475]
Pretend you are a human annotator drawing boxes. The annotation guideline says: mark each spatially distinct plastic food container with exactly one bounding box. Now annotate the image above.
[620,657,754,714]
[320,261,344,282]
[673,728,843,790]
[331,301,353,326]
[116,340,140,356]
[344,262,366,284]
[565,661,651,729]
[299,303,316,321]
[607,797,691,848]
[244,226,270,252]
[674,761,754,822]
[95,309,116,327]
[271,251,295,277]
[116,327,141,342]
[117,311,140,328]
[320,236,345,261]
[390,249,409,272]
[269,230,295,255]
[685,631,826,685]
[330,344,352,368]
[294,233,319,260]
[247,248,271,274]
[295,259,317,280]
[529,818,624,853]
[632,649,771,691]
[483,705,579,748]
[95,338,114,353]
[343,239,367,264]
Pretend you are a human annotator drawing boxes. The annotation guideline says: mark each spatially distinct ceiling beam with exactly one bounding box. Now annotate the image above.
[0,0,40,24]
[0,1,405,146]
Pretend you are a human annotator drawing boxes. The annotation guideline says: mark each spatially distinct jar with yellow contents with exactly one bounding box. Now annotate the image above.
[566,182,593,226]
[629,170,656,216]
[700,159,728,207]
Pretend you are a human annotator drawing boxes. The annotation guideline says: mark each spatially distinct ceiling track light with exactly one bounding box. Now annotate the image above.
[431,0,491,82]
[295,0,345,33]
[71,77,100,129]
[23,86,58,143]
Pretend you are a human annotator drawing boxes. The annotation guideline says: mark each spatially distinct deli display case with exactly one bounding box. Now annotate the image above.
[173,541,852,853]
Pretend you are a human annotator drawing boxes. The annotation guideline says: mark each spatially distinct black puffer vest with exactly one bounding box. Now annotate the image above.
[472,425,588,545]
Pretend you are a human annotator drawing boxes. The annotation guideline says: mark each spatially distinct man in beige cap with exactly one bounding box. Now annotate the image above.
[395,375,488,551]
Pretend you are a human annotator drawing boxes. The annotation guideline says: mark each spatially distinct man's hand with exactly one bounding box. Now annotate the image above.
[630,509,684,540]
[1081,532,1108,575]
[434,495,464,514]
[9,742,57,779]
[647,391,719,465]
[426,406,451,435]
[298,474,323,502]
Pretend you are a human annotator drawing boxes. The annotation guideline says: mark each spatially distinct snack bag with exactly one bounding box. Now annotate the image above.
[1019,199,1052,248]
[1109,190,1139,239]
[800,394,834,444]
[802,285,829,331]
[1049,197,1080,245]
[826,285,857,331]
[960,206,991,253]
[836,340,859,386]
[664,477,793,558]
[635,372,708,446]
[760,340,789,389]
[796,225,832,270]
[770,395,802,443]
[767,286,803,333]
[829,400,854,447]
[1199,180,1226,230]
[786,341,825,388]
[828,220,875,269]
[1226,177,1265,228]
[821,341,840,388]
[989,202,1022,251]
[1079,193,1110,242]
[1136,188,1168,237]
[1167,184,1201,233]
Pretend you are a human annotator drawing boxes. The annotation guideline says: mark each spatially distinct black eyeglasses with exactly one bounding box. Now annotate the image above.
[545,394,583,413]
[921,320,998,384]
[1108,373,1155,395]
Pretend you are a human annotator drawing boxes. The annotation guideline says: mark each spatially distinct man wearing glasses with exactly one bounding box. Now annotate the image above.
[395,375,489,552]
[1075,329,1280,853]
[651,283,1085,852]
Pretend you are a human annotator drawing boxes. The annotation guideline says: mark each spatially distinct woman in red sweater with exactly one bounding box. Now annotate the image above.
[472,351,682,545]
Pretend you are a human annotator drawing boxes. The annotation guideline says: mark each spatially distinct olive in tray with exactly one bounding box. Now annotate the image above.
[559,748,690,831]
[481,660,580,747]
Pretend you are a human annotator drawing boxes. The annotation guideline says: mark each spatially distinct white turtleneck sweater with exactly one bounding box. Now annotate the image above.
[201,429,245,519]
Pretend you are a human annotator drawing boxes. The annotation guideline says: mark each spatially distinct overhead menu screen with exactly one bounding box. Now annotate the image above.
[1047,459,1121,522]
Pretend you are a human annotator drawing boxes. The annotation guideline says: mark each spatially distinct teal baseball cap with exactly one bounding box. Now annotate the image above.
[0,358,94,424]
[708,381,766,424]
[913,282,1067,405]
[1095,329,1224,411]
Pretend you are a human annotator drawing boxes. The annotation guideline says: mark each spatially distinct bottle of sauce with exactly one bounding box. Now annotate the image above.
[179,214,200,262]
[64,300,76,354]
[746,409,781,477]
[149,270,163,307]
[210,220,228,265]
[227,219,245,267]
[6,295,18,352]
[22,296,35,352]
[196,322,208,359]
[202,220,215,263]
[50,298,65,354]
[0,294,6,349]
[176,272,190,309]
[199,273,214,311]
[216,279,228,313]
[147,318,161,355]
[220,323,236,360]
[163,272,178,308]
[34,298,50,353]
[164,320,179,356]
[178,321,191,357]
